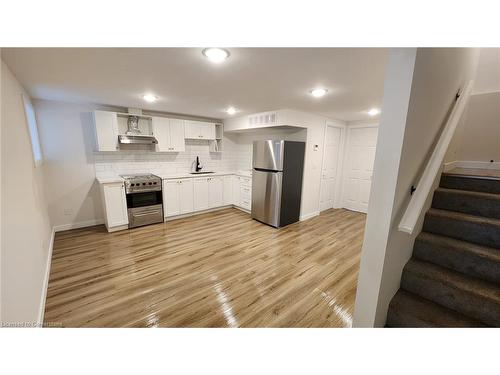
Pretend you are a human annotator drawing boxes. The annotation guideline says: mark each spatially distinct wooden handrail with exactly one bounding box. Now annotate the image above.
[398,80,474,234]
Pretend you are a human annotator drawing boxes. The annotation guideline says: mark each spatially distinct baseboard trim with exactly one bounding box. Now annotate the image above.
[53,218,104,232]
[453,160,500,170]
[38,227,55,327]
[443,161,457,172]
[300,211,319,221]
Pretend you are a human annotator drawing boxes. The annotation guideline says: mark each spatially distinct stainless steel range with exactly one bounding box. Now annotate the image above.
[120,174,163,228]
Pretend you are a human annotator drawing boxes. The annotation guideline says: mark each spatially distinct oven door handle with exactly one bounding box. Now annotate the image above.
[132,210,162,217]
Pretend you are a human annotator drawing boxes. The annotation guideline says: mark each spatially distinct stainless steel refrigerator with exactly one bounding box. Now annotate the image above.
[251,140,306,228]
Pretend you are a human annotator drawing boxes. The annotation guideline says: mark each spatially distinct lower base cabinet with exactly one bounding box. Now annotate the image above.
[100,182,128,230]
[163,174,251,219]
[163,178,194,217]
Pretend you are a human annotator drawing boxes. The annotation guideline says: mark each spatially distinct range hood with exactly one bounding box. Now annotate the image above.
[118,111,158,145]
[118,134,158,145]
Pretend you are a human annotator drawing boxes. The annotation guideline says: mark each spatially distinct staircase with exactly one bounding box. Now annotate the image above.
[386,171,500,327]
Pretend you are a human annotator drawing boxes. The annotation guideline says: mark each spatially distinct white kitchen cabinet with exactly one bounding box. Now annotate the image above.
[101,182,128,230]
[232,176,241,206]
[93,110,119,151]
[231,175,252,210]
[193,178,209,211]
[223,175,232,205]
[152,117,185,152]
[208,177,223,208]
[163,180,180,217]
[163,178,194,217]
[184,120,216,140]
[169,119,186,151]
[178,179,194,214]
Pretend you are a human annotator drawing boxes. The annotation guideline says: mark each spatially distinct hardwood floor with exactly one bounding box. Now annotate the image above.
[44,208,366,327]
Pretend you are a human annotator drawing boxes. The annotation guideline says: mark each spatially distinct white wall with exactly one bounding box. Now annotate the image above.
[226,110,346,219]
[473,48,500,94]
[353,48,479,327]
[1,61,52,325]
[455,91,500,163]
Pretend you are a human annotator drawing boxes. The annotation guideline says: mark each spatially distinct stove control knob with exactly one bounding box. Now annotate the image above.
[143,183,146,186]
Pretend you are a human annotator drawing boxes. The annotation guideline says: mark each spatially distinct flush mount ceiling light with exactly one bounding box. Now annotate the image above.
[226,106,237,115]
[368,108,381,116]
[202,48,230,63]
[142,94,158,103]
[310,88,328,98]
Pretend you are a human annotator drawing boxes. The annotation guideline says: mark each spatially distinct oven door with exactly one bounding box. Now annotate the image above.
[126,190,162,208]
[128,204,164,228]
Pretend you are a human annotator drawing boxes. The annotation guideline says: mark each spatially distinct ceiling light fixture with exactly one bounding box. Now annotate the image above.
[310,88,328,98]
[142,94,158,103]
[368,108,380,116]
[226,107,237,115]
[202,48,230,63]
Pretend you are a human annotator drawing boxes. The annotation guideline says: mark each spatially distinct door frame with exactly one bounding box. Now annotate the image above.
[318,121,346,212]
[339,122,379,212]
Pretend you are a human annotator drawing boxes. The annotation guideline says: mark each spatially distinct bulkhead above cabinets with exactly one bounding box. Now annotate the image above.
[92,110,223,153]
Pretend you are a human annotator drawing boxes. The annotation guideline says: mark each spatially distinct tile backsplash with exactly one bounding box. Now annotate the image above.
[94,137,252,177]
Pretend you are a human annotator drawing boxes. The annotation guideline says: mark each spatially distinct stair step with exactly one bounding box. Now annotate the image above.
[386,290,486,327]
[401,258,500,326]
[414,232,500,284]
[432,187,500,220]
[423,208,500,249]
[441,173,500,194]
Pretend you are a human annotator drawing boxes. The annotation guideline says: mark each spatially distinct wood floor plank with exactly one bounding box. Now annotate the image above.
[44,208,366,327]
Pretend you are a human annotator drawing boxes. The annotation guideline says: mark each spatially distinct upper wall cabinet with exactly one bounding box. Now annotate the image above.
[184,120,216,140]
[152,117,186,152]
[93,110,119,151]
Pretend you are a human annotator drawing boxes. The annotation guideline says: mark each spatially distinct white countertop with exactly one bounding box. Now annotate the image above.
[159,170,252,179]
[96,170,252,184]
[96,174,124,184]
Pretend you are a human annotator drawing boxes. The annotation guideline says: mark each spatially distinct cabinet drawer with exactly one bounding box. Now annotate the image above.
[240,185,251,199]
[240,198,251,210]
[240,177,252,187]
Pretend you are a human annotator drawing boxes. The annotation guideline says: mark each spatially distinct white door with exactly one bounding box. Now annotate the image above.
[178,179,194,214]
[164,180,180,217]
[94,111,119,151]
[152,117,171,152]
[103,183,128,227]
[320,125,342,211]
[342,125,378,213]
[208,177,223,208]
[223,175,232,205]
[194,178,209,211]
[169,119,185,152]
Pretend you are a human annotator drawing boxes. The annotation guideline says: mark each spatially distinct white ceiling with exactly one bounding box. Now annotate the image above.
[2,48,388,122]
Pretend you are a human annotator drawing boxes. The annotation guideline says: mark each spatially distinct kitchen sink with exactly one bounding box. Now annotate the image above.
[189,171,215,174]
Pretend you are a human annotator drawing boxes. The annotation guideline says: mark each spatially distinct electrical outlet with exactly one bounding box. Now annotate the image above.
[63,208,74,216]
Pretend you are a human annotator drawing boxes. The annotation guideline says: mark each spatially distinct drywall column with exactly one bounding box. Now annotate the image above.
[352,49,417,327]
[353,48,479,327]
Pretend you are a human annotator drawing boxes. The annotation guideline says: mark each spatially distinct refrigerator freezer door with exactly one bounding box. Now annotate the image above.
[251,170,283,227]
[252,140,285,171]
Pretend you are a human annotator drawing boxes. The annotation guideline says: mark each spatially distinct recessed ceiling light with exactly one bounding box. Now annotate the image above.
[142,94,158,103]
[310,88,328,98]
[202,48,230,63]
[226,107,237,115]
[368,108,380,116]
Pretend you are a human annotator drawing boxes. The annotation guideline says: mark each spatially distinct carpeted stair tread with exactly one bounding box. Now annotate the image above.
[386,290,486,327]
[440,173,500,194]
[401,258,500,326]
[432,187,500,219]
[423,208,500,249]
[414,232,500,284]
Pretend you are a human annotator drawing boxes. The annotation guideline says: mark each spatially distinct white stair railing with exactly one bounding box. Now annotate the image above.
[398,80,474,234]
